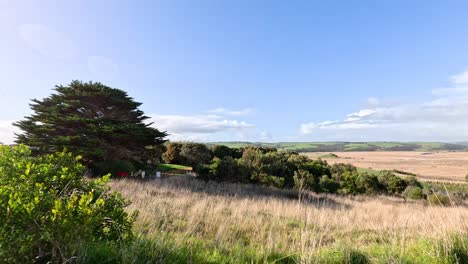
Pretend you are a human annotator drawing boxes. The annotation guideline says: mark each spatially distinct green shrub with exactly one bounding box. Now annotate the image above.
[0,145,136,263]
[465,174,468,182]
[355,173,380,195]
[294,169,318,192]
[319,176,339,193]
[403,186,424,200]
[378,171,407,194]
[404,175,423,188]
[427,193,452,206]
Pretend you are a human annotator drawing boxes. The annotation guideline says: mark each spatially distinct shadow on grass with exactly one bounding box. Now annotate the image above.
[119,175,351,210]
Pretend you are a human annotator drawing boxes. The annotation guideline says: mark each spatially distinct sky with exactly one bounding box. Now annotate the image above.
[2,0,468,144]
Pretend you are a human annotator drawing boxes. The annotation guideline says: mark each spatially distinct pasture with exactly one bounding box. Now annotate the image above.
[107,176,468,263]
[305,151,468,182]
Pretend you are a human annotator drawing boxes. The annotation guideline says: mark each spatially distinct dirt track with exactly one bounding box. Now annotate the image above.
[305,151,468,182]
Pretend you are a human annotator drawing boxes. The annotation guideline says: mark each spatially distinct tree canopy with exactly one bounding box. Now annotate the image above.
[14,81,167,164]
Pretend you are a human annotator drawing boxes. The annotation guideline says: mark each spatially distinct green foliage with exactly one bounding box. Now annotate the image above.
[180,143,212,167]
[465,174,468,182]
[211,145,233,159]
[427,193,452,206]
[330,163,358,181]
[253,172,285,188]
[404,175,423,188]
[14,80,167,166]
[378,171,407,194]
[293,170,318,191]
[204,157,249,183]
[0,145,136,263]
[163,142,212,167]
[403,186,425,200]
[355,173,380,195]
[192,145,422,197]
[319,176,339,193]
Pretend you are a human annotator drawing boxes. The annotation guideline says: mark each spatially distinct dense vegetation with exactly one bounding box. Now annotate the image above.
[162,143,433,200]
[211,141,468,152]
[0,145,136,263]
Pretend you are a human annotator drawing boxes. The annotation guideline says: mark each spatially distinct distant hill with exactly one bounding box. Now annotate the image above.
[208,142,468,152]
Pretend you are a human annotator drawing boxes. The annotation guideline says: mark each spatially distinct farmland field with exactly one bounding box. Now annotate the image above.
[305,151,468,182]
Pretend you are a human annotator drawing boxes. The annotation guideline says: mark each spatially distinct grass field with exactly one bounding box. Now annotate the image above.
[210,142,467,153]
[106,176,468,263]
[306,151,468,182]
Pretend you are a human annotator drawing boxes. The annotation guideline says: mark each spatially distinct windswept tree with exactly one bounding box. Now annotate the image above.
[14,80,167,165]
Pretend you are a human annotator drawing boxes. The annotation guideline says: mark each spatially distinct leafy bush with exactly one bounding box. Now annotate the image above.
[0,145,136,263]
[404,175,423,188]
[465,174,468,182]
[427,193,452,206]
[203,157,249,183]
[319,176,339,193]
[403,186,424,200]
[378,171,407,194]
[294,169,318,192]
[355,173,380,195]
[330,163,357,181]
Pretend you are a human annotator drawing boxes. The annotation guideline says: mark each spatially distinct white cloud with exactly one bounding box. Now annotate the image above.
[206,107,254,116]
[18,24,77,60]
[300,69,468,141]
[0,121,19,145]
[149,112,255,141]
[450,69,468,85]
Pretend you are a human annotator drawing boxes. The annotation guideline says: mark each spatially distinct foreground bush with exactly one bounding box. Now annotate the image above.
[0,145,136,263]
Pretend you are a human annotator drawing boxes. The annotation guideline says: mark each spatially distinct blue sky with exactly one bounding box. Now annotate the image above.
[2,0,468,143]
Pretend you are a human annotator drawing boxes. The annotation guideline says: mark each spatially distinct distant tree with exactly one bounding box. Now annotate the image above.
[163,142,184,164]
[180,142,212,167]
[14,81,167,165]
[211,145,232,159]
[205,156,249,182]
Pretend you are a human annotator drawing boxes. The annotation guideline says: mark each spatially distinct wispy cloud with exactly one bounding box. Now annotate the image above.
[300,69,468,141]
[206,107,254,116]
[149,110,255,141]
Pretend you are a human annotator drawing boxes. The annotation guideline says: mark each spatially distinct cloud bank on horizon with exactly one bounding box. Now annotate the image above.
[300,69,468,142]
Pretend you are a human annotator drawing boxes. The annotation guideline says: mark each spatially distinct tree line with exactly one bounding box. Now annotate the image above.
[163,142,424,197]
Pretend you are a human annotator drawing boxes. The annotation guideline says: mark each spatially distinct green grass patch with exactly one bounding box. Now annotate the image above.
[157,164,192,172]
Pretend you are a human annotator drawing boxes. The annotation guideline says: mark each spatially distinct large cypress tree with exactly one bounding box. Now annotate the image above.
[14,80,167,164]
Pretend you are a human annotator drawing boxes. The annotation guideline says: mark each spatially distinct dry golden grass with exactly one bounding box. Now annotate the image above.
[305,151,468,182]
[109,176,468,261]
